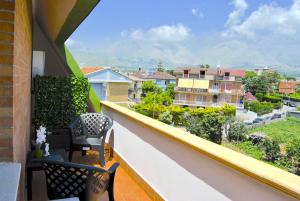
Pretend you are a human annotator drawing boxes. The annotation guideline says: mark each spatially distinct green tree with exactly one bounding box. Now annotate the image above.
[286,139,300,175]
[200,64,210,68]
[166,69,174,75]
[243,71,280,95]
[227,120,248,142]
[286,76,296,81]
[165,83,176,99]
[141,81,161,97]
[260,138,281,162]
[157,60,165,72]
[186,113,225,144]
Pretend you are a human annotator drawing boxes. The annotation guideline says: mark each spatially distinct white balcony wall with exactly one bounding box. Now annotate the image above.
[102,102,300,201]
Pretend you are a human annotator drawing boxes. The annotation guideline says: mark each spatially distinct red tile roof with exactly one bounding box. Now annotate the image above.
[174,67,245,77]
[81,67,106,75]
[278,81,300,93]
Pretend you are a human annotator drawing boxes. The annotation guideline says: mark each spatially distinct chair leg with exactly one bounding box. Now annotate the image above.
[99,146,105,167]
[107,172,116,201]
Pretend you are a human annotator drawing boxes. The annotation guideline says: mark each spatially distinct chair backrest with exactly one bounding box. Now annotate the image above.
[40,160,110,201]
[69,113,113,138]
[80,113,112,138]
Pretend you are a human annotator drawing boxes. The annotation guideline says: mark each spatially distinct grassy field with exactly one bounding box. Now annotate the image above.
[223,117,300,171]
[249,117,300,143]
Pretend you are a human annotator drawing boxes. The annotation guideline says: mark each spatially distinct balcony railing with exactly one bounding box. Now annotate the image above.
[173,100,243,108]
[101,101,300,201]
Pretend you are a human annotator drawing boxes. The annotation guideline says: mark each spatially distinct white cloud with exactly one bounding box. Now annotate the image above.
[226,0,248,27]
[192,8,204,18]
[125,23,190,42]
[65,38,75,46]
[225,0,300,38]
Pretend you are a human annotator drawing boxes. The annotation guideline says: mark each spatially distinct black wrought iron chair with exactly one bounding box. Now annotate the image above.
[68,113,113,166]
[39,159,119,201]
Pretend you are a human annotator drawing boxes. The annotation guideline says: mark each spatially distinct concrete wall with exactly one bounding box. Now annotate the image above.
[32,20,70,76]
[102,102,299,201]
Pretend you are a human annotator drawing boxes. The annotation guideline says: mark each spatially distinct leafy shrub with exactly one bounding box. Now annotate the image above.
[168,105,186,126]
[132,103,167,119]
[263,95,282,103]
[244,100,274,116]
[227,120,248,142]
[187,113,225,144]
[158,111,173,125]
[33,76,89,128]
[260,138,281,162]
[141,81,161,97]
[286,139,300,175]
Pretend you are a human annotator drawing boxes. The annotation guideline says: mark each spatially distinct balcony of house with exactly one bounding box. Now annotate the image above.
[97,101,300,201]
[20,97,300,201]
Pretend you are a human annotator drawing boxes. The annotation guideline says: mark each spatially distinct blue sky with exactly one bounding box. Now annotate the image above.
[67,0,300,75]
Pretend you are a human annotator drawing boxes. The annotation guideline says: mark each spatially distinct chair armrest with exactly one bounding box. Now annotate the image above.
[108,162,120,174]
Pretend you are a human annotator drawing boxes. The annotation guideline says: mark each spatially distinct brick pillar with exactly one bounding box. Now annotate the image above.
[0,0,14,161]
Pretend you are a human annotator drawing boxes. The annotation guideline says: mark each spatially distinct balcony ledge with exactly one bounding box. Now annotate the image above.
[101,101,300,200]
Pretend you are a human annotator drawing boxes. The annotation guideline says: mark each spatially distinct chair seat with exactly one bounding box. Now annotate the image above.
[73,137,102,148]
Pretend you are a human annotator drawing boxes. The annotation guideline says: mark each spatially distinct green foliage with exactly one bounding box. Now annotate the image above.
[200,64,210,68]
[260,138,281,162]
[157,60,165,72]
[288,93,300,102]
[33,76,89,128]
[250,117,300,143]
[199,113,225,144]
[158,110,173,125]
[186,113,225,144]
[141,81,161,97]
[286,139,300,175]
[227,120,248,142]
[165,83,176,99]
[243,71,280,95]
[63,45,100,112]
[244,100,273,116]
[234,141,264,160]
[286,76,296,81]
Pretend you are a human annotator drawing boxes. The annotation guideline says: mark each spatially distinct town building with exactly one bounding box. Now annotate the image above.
[133,70,176,89]
[124,74,145,102]
[254,66,272,75]
[278,81,300,94]
[173,67,245,107]
[82,67,132,103]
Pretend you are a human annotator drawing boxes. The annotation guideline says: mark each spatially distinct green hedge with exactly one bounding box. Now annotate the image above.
[244,100,274,116]
[132,104,236,126]
[255,93,282,103]
[33,76,90,128]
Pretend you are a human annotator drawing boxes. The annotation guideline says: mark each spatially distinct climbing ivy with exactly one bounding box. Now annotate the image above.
[33,76,90,128]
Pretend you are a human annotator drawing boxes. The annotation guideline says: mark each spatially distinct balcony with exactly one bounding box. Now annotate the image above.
[99,101,300,200]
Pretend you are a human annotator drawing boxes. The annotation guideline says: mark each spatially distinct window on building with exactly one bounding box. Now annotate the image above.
[200,71,205,78]
[183,70,189,78]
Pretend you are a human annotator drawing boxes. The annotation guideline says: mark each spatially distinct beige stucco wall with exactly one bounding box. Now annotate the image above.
[33,0,76,41]
[32,19,71,76]
[107,82,129,102]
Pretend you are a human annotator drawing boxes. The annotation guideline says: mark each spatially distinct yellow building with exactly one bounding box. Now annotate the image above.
[82,67,132,104]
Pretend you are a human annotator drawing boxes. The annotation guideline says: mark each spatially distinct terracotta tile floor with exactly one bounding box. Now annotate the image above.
[30,151,152,201]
